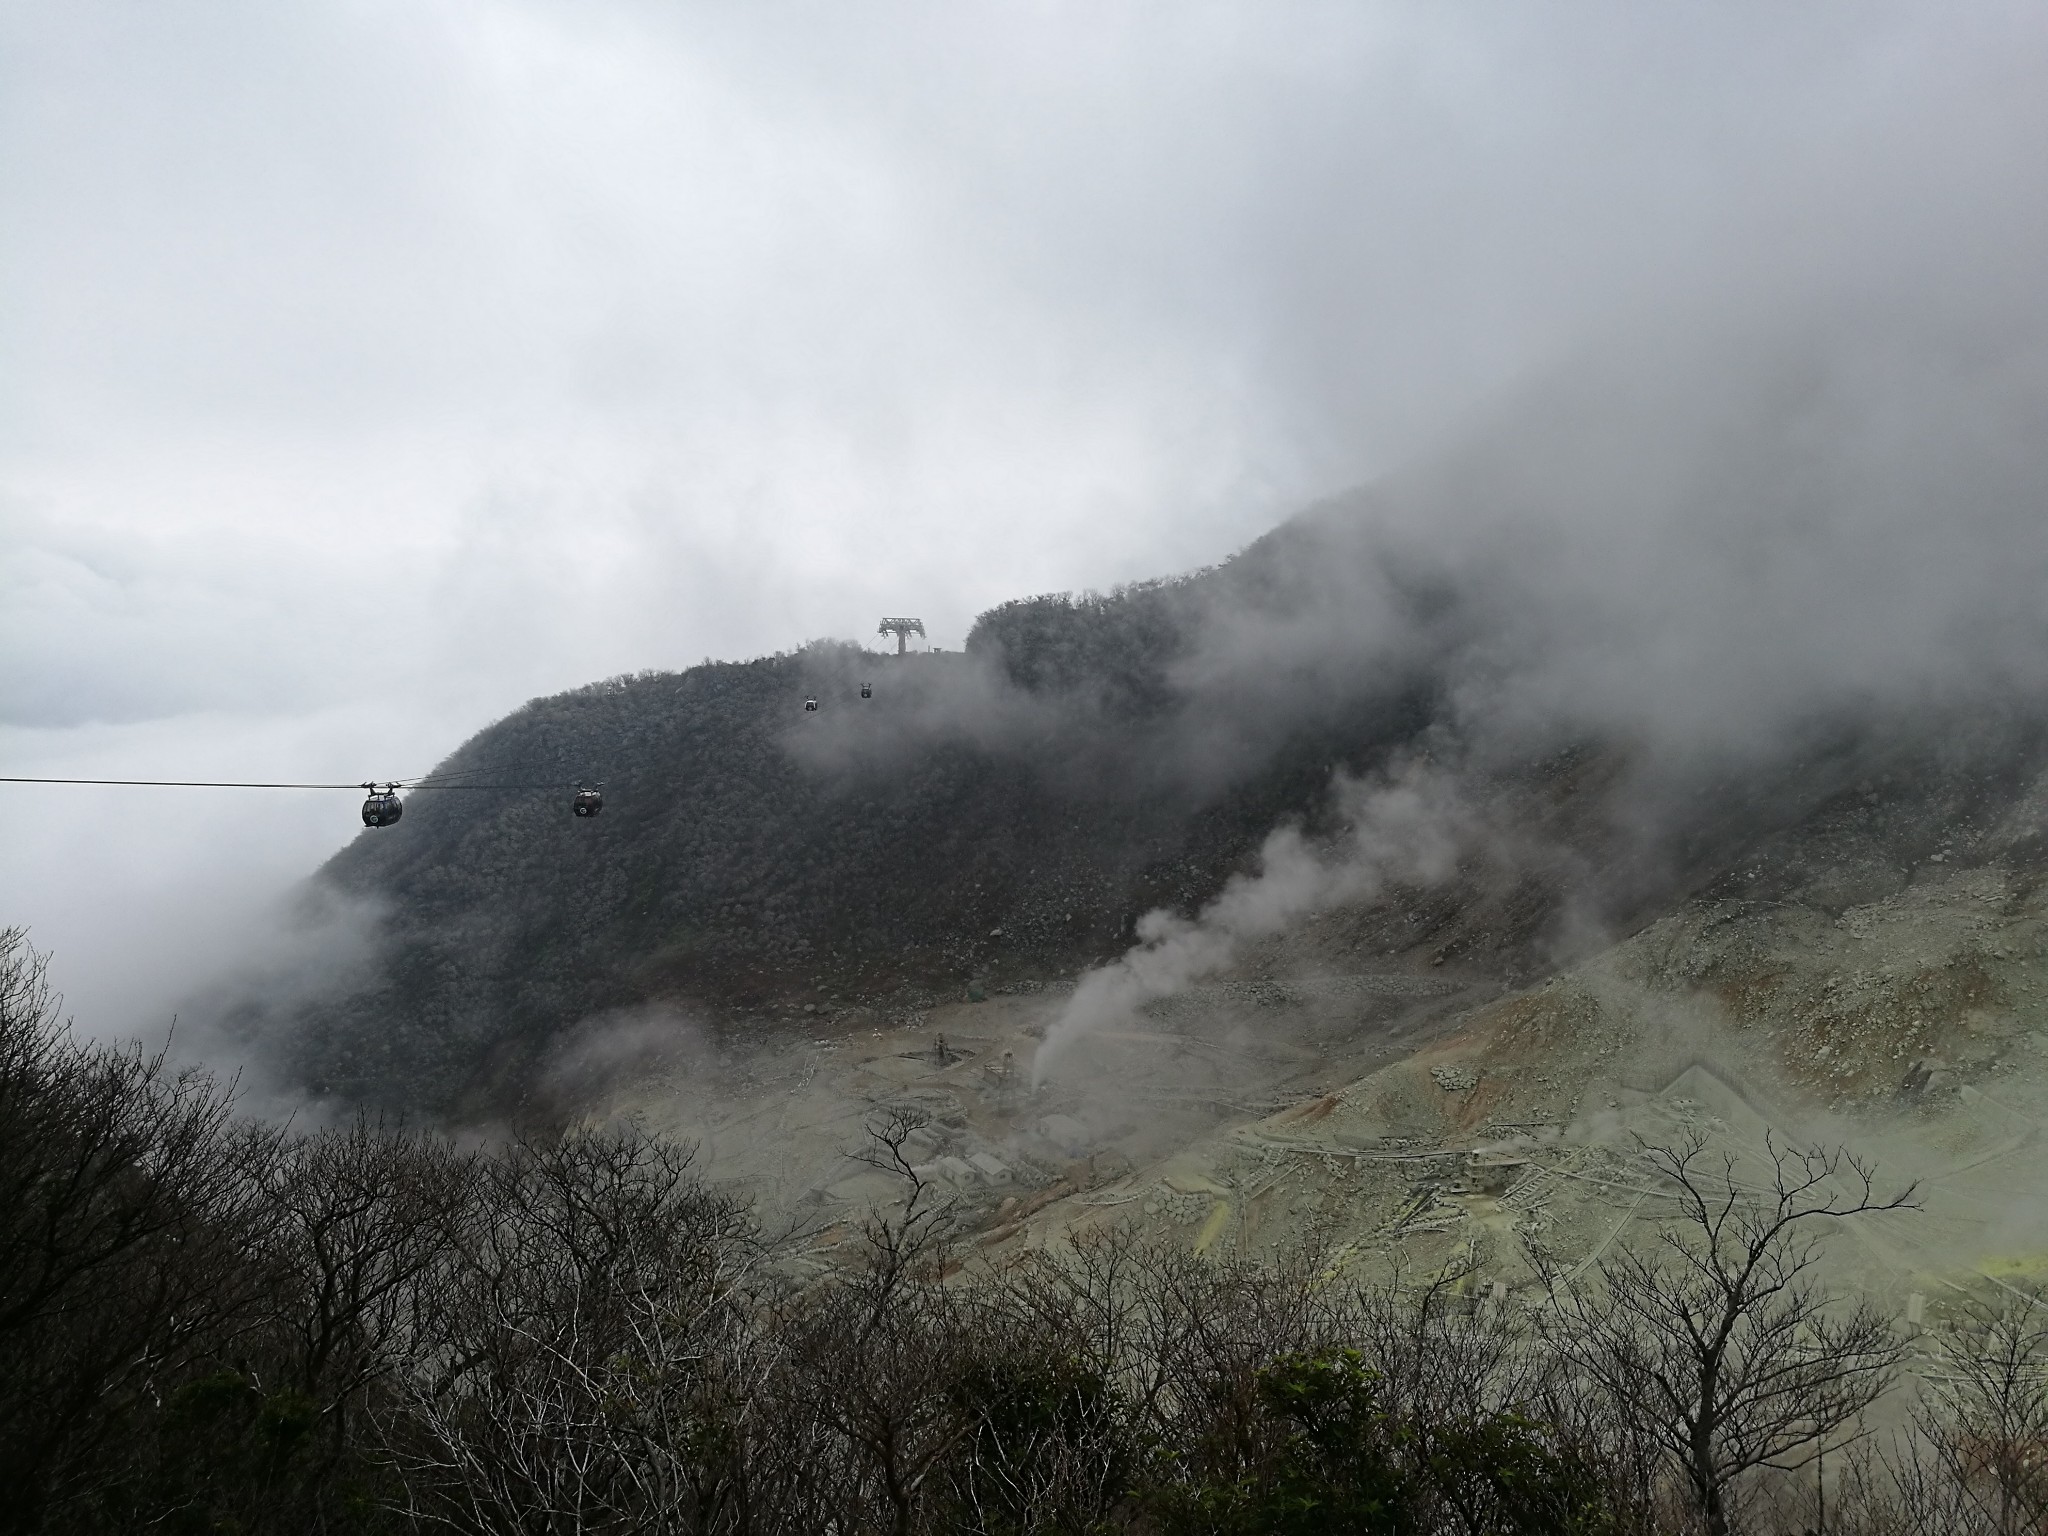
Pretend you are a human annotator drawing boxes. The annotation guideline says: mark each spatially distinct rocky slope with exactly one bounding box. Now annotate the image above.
[584,725,2048,1334]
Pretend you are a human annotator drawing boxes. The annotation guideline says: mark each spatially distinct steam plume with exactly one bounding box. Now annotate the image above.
[1033,762,1469,1078]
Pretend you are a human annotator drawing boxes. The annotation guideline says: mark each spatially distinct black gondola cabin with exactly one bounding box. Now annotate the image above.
[573,786,603,817]
[361,789,403,828]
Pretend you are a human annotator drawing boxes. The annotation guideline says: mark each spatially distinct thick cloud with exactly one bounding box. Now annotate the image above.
[3,0,2045,1036]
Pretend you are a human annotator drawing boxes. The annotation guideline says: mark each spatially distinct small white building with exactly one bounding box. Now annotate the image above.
[967,1151,1012,1186]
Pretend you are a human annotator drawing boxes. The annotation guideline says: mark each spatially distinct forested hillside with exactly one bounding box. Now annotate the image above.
[245,488,2048,1120]
[258,499,1466,1115]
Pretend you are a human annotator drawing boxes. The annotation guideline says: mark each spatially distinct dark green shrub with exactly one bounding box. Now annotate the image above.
[1143,1348,1419,1535]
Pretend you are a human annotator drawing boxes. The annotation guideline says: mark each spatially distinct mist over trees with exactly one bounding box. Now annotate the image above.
[10,925,2048,1535]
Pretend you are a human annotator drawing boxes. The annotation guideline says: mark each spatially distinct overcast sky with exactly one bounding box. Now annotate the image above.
[3,1,2044,1037]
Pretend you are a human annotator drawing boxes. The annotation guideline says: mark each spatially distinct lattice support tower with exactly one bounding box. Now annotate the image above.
[878,616,927,655]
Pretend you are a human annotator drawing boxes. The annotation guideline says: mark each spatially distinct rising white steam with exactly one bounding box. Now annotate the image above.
[1032,763,1468,1079]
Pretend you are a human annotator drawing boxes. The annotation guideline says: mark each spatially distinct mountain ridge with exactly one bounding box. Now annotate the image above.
[236,483,2048,1121]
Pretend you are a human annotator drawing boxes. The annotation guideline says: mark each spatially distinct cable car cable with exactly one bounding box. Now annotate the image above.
[404,782,585,791]
[3,772,607,827]
[0,774,593,790]
[0,775,378,789]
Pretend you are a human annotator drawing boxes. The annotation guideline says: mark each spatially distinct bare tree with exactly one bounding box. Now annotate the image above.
[1913,1286,2048,1535]
[262,1117,475,1429]
[848,1106,953,1305]
[1540,1133,1917,1536]
[0,928,281,1530]
[772,1108,986,1535]
[386,1125,762,1535]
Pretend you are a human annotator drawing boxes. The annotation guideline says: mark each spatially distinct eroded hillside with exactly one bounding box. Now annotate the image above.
[588,731,2048,1330]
